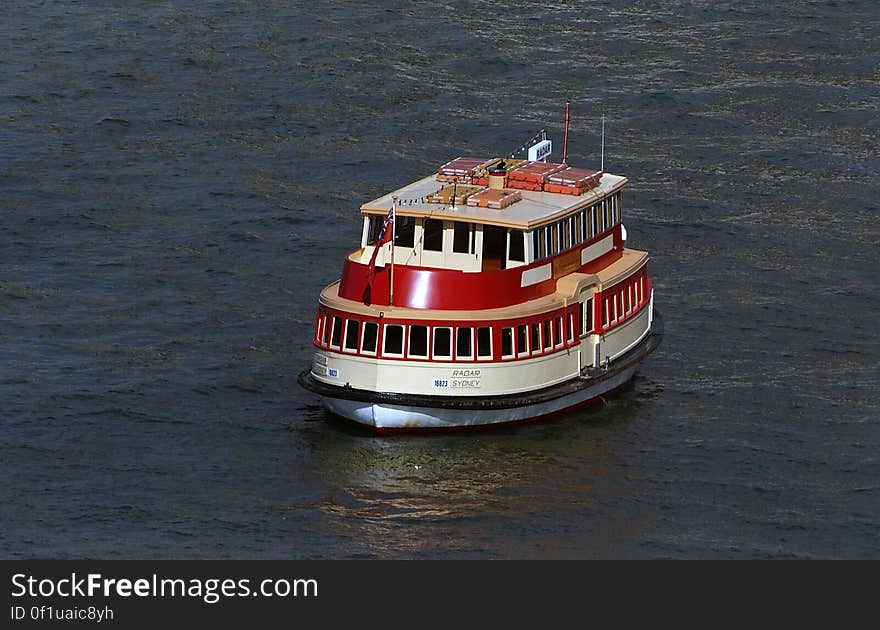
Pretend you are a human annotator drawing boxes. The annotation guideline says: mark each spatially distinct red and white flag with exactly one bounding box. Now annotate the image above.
[367,202,395,273]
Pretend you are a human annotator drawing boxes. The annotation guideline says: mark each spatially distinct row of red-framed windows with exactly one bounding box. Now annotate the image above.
[600,266,649,332]
[313,307,580,362]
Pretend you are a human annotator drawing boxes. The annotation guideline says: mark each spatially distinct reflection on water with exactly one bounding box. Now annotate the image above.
[302,381,657,558]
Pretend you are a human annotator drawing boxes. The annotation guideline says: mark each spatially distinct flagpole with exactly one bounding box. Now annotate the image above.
[390,196,397,307]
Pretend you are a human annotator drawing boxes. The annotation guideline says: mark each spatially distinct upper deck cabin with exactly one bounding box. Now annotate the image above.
[338,157,632,310]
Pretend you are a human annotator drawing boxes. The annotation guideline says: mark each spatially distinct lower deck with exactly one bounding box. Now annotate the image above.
[300,310,664,431]
[310,291,654,398]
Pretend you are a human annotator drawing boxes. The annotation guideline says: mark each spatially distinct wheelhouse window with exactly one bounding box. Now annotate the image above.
[476,326,492,359]
[456,327,473,360]
[423,219,444,252]
[611,192,621,224]
[532,229,546,260]
[366,215,383,245]
[344,319,360,352]
[383,324,404,356]
[508,229,525,263]
[453,221,475,254]
[395,216,416,248]
[432,327,452,359]
[361,322,378,354]
[408,325,428,358]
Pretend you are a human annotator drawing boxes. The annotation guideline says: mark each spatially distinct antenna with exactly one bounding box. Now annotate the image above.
[562,100,571,165]
[601,114,605,171]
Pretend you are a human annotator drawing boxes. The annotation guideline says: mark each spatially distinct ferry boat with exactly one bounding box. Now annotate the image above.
[298,128,663,431]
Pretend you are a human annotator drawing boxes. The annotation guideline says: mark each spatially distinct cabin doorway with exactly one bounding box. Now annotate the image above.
[481,225,506,271]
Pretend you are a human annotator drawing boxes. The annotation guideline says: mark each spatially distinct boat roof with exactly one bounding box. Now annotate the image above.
[360,170,628,230]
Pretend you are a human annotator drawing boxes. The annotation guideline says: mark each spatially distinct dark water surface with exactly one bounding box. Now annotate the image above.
[2,1,877,559]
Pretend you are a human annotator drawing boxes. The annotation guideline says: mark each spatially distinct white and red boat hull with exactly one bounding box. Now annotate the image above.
[299,311,662,432]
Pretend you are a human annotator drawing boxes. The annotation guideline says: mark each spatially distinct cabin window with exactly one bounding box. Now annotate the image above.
[395,216,416,248]
[530,322,541,354]
[549,224,558,256]
[423,219,444,252]
[562,219,571,250]
[604,201,612,231]
[591,206,598,237]
[517,324,529,357]
[453,221,475,254]
[477,326,492,359]
[321,314,331,346]
[567,313,575,343]
[366,215,383,245]
[542,320,552,351]
[602,299,608,328]
[456,327,473,360]
[383,324,404,356]
[433,327,452,359]
[315,313,323,344]
[344,319,360,352]
[574,213,583,245]
[625,285,632,314]
[508,229,525,263]
[582,298,594,335]
[409,325,428,358]
[330,316,342,348]
[361,322,378,354]
[554,316,563,347]
[500,327,514,358]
